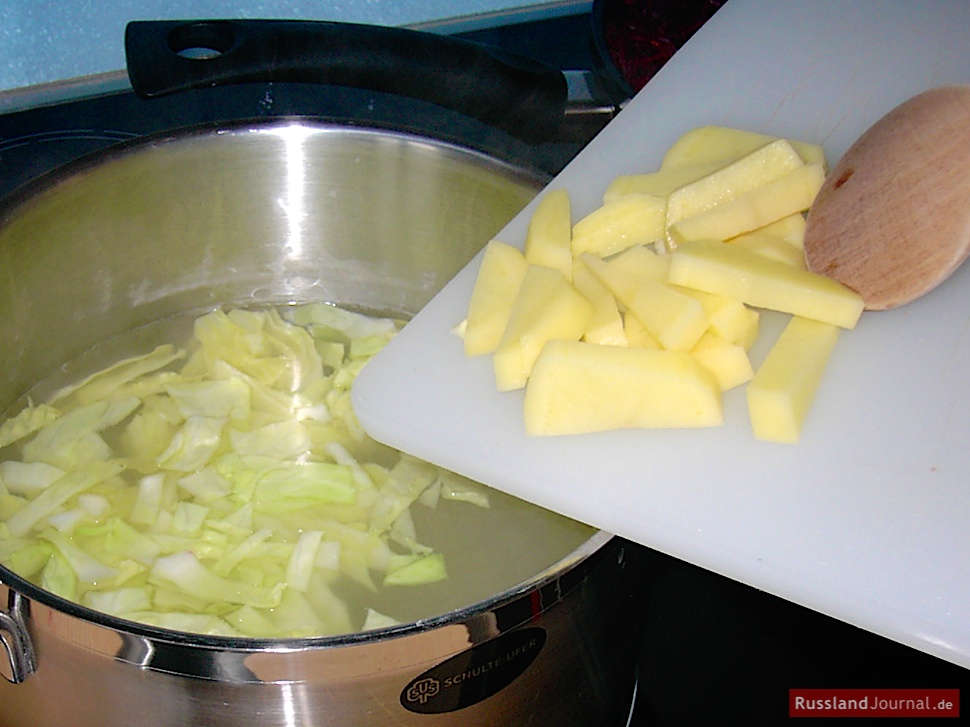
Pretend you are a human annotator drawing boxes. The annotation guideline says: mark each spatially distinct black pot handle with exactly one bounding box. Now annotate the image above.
[124,19,568,144]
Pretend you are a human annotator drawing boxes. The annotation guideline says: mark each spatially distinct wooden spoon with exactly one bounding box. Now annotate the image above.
[804,85,970,310]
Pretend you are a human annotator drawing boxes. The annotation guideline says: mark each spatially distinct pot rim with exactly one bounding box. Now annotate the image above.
[0,530,615,650]
[0,116,552,219]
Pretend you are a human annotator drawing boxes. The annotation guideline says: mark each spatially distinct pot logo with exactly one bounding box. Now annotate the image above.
[405,677,441,705]
[400,627,546,714]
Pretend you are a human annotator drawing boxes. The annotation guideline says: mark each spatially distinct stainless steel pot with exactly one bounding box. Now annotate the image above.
[0,121,643,726]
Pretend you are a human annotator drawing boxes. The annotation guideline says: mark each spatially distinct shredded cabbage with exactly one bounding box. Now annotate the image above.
[0,401,62,449]
[0,303,489,638]
[0,461,66,497]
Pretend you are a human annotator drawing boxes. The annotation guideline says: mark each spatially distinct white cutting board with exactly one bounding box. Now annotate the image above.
[353,0,970,669]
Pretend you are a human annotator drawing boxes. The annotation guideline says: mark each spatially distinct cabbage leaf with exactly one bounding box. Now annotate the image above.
[0,305,492,638]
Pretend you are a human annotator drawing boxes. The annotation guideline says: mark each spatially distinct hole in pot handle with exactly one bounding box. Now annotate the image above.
[124,19,569,144]
[0,589,36,685]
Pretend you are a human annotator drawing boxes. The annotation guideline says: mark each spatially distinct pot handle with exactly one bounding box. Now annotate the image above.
[0,589,36,685]
[124,19,568,144]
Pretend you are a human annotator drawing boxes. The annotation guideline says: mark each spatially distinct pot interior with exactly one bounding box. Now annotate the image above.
[0,120,601,637]
[0,121,544,410]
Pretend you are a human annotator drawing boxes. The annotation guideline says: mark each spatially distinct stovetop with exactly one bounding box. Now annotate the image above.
[0,9,966,725]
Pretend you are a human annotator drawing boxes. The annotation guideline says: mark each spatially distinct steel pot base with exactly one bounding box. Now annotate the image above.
[2,533,642,726]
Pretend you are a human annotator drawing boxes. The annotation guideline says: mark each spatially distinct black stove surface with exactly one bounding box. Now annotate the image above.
[1,10,966,725]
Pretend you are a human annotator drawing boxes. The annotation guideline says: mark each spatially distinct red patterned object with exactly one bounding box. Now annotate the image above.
[599,0,726,92]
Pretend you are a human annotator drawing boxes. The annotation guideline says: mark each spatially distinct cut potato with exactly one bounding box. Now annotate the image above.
[711,302,760,350]
[524,188,572,281]
[665,139,806,238]
[625,282,709,353]
[673,286,760,348]
[583,254,708,352]
[461,124,856,444]
[746,213,807,249]
[572,259,627,346]
[593,244,670,287]
[523,340,722,436]
[492,265,593,391]
[578,251,655,307]
[602,161,725,204]
[623,311,661,349]
[668,239,864,329]
[727,232,806,269]
[668,162,825,244]
[661,125,826,170]
[690,332,755,392]
[571,193,666,257]
[463,240,528,356]
[747,316,840,443]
